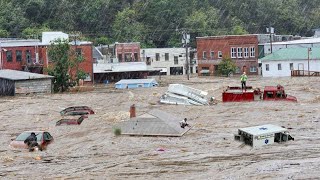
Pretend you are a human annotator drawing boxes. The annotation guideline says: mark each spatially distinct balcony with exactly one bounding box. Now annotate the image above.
[22,58,44,68]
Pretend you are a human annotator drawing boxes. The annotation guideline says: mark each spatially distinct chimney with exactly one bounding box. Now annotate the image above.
[130,104,136,118]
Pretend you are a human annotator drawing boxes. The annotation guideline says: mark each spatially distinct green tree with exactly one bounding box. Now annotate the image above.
[112,7,146,42]
[21,26,50,39]
[0,29,9,37]
[46,39,73,92]
[217,57,237,76]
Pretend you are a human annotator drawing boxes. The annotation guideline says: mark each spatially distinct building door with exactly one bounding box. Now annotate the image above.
[298,63,304,76]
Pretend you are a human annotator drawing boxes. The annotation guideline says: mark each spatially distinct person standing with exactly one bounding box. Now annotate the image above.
[240,72,248,91]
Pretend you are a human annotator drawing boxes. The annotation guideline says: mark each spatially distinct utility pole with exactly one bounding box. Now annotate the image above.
[266,25,274,54]
[308,47,312,77]
[181,29,190,80]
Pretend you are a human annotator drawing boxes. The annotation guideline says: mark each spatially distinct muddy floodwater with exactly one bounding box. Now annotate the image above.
[1,75,320,179]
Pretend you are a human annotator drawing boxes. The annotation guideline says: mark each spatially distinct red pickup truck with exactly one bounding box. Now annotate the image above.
[222,84,297,102]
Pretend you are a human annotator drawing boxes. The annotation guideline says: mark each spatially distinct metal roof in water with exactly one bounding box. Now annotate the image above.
[114,109,191,137]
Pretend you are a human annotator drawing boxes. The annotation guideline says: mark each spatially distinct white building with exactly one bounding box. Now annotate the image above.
[140,48,197,75]
[261,37,320,57]
[260,47,320,77]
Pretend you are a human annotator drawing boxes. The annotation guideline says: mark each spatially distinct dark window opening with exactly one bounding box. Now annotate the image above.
[26,50,31,64]
[6,51,12,62]
[174,56,178,65]
[16,50,22,62]
[165,53,169,61]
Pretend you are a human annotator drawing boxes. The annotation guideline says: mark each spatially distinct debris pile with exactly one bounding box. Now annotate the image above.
[160,84,209,106]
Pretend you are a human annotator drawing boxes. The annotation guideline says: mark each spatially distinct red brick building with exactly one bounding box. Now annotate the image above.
[196,35,259,76]
[115,42,140,62]
[0,39,93,83]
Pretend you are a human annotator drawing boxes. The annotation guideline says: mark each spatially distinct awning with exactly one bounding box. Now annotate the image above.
[200,69,210,74]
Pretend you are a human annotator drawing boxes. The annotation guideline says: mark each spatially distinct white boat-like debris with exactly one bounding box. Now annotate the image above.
[160,84,209,106]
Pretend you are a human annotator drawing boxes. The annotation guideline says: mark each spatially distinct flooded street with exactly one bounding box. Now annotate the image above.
[1,76,320,179]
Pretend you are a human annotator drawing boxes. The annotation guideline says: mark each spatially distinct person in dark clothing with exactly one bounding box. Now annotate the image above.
[180,118,190,128]
[24,132,41,152]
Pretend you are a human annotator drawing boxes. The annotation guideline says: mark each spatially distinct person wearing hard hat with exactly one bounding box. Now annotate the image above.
[240,72,248,91]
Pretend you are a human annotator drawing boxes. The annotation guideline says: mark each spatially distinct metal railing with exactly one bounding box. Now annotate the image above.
[291,70,320,76]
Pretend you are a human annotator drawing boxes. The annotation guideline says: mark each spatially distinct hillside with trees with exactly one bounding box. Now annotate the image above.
[1,0,320,47]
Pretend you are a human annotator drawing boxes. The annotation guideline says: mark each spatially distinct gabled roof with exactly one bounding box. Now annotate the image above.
[260,47,320,61]
[115,109,190,137]
[0,70,54,80]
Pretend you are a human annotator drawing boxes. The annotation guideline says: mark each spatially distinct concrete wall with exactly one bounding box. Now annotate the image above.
[262,60,320,77]
[14,79,52,95]
[196,35,259,76]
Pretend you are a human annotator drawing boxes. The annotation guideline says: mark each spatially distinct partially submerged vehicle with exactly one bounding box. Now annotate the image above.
[222,84,297,102]
[10,131,54,150]
[60,106,95,116]
[234,124,294,148]
[56,116,87,126]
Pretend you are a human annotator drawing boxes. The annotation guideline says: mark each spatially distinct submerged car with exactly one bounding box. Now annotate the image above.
[56,115,87,126]
[10,131,54,150]
[60,106,95,116]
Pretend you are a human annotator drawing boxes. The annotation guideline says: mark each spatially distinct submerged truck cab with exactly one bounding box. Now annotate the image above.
[263,85,297,102]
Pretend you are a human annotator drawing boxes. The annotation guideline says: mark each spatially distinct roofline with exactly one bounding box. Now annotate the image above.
[260,58,320,61]
[196,34,258,39]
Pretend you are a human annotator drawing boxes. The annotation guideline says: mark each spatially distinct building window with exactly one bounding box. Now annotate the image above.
[202,51,207,59]
[231,48,237,58]
[156,53,160,61]
[266,64,269,71]
[218,51,222,58]
[118,54,122,62]
[237,47,243,58]
[250,66,257,72]
[278,63,282,70]
[165,53,169,61]
[250,47,255,57]
[16,50,22,62]
[244,48,249,58]
[174,56,178,65]
[210,51,214,59]
[6,51,12,62]
[76,48,82,56]
[124,53,132,62]
[290,63,293,70]
[134,53,138,61]
[26,50,31,63]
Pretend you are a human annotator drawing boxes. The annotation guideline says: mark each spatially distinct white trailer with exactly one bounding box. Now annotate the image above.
[235,124,294,148]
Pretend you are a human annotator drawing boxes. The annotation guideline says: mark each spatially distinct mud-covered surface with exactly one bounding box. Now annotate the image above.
[0,76,320,179]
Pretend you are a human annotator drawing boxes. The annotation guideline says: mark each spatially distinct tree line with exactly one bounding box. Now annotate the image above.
[1,0,320,48]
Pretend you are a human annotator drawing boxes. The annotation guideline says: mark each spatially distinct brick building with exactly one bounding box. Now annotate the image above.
[196,35,259,76]
[0,32,93,84]
[115,42,140,62]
